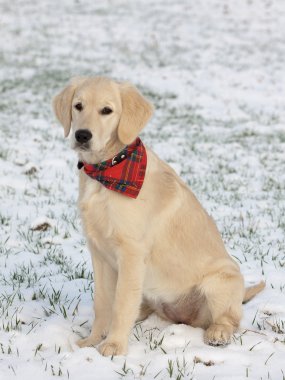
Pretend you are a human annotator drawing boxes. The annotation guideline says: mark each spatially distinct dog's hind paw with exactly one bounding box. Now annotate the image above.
[204,324,232,347]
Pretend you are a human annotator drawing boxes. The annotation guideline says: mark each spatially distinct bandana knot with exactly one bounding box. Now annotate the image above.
[78,138,147,199]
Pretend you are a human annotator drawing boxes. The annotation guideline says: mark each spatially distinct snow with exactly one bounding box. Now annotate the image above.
[0,0,285,379]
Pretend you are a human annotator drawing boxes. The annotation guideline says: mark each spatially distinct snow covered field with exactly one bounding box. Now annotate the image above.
[0,0,285,379]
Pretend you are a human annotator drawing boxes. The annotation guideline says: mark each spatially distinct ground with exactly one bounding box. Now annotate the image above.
[0,0,285,379]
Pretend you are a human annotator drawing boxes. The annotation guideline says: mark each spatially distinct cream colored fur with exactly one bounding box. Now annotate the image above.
[53,77,265,356]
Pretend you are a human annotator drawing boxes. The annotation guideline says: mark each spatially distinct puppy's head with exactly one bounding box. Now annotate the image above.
[53,77,153,162]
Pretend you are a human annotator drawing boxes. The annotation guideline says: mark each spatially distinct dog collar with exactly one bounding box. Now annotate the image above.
[78,137,147,199]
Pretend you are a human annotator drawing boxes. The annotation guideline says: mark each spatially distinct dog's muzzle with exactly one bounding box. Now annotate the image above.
[75,129,92,144]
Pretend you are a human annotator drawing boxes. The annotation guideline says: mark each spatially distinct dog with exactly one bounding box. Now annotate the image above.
[53,77,265,356]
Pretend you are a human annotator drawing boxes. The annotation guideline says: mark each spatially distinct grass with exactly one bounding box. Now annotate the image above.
[1,0,285,379]
[0,88,284,379]
[1,80,284,378]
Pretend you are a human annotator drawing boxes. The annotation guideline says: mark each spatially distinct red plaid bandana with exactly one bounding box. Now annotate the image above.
[78,138,147,199]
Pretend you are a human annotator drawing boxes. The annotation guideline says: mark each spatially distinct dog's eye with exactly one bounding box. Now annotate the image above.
[100,107,113,115]
[74,102,83,111]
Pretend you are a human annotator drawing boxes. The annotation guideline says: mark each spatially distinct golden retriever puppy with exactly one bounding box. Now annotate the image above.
[53,77,265,356]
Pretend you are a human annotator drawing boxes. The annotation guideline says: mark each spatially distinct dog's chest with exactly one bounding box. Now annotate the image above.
[79,179,118,262]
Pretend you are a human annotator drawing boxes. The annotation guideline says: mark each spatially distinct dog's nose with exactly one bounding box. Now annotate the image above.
[75,129,92,143]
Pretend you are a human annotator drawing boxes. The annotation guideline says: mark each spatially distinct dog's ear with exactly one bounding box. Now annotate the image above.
[117,83,154,145]
[52,77,85,137]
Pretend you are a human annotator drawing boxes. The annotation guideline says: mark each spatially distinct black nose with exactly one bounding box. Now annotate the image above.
[75,129,92,143]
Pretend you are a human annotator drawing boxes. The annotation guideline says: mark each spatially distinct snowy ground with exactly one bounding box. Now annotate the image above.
[0,0,285,379]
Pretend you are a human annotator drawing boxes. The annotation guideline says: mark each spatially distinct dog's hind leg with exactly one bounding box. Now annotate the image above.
[201,267,244,346]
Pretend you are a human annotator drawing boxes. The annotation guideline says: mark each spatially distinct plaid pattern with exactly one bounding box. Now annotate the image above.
[78,137,147,199]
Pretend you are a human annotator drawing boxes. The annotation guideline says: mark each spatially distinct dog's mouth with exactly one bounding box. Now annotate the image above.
[73,142,90,152]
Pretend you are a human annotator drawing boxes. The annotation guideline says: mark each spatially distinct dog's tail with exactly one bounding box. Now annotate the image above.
[243,281,265,304]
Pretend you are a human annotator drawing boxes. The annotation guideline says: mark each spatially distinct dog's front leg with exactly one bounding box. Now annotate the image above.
[98,243,145,356]
[77,249,117,348]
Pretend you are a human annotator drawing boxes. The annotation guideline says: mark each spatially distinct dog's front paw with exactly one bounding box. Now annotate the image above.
[77,334,104,348]
[204,324,232,346]
[98,339,127,356]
